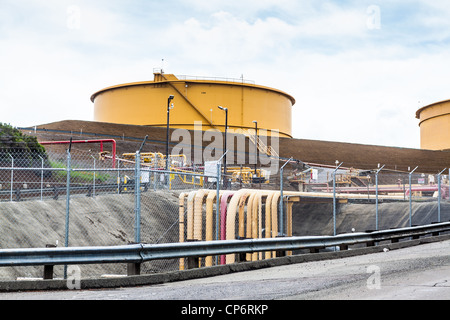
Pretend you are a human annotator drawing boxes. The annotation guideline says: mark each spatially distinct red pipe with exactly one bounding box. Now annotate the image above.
[40,139,117,168]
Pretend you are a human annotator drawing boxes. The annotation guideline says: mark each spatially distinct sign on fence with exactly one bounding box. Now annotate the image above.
[204,161,219,182]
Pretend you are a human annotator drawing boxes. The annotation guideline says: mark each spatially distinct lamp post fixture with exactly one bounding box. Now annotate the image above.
[165,95,175,185]
[218,106,228,188]
[253,120,258,182]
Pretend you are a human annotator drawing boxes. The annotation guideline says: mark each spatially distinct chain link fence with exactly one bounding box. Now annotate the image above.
[1,144,449,280]
[282,161,450,236]
[0,147,219,279]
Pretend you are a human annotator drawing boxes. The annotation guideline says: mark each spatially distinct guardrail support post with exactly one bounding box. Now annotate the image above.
[187,256,199,269]
[43,265,54,280]
[127,263,141,276]
[276,250,286,257]
[237,237,247,262]
[44,244,56,280]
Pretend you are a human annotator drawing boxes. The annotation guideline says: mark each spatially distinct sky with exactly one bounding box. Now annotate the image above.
[1,1,450,149]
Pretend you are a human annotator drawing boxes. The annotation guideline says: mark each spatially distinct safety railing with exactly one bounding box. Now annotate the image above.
[1,221,449,280]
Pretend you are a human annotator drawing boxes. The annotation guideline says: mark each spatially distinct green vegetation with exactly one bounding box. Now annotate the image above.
[0,123,48,168]
[0,123,46,154]
[49,160,111,183]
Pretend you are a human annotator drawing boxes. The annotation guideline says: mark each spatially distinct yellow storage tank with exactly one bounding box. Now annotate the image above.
[91,71,295,138]
[416,99,450,150]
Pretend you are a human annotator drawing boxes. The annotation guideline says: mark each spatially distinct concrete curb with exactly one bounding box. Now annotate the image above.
[1,234,449,292]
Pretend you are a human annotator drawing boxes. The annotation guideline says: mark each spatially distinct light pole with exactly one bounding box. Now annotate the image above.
[218,106,228,188]
[408,166,418,227]
[437,168,446,223]
[375,164,385,230]
[333,162,343,236]
[166,95,175,185]
[253,120,258,183]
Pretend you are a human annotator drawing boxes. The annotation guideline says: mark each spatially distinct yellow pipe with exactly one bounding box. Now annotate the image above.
[205,191,217,242]
[226,189,276,264]
[264,192,275,259]
[194,189,209,241]
[193,189,209,267]
[186,191,197,241]
[205,190,217,267]
[245,192,256,261]
[271,192,280,238]
[286,199,295,256]
[225,189,254,263]
[245,193,255,240]
[238,192,251,239]
[178,192,187,270]
[205,190,228,266]
[223,189,405,265]
[251,192,262,261]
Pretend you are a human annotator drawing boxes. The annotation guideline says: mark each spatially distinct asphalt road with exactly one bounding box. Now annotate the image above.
[0,240,448,301]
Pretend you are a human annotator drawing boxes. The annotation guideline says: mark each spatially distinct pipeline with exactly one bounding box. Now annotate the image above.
[205,190,217,267]
[226,189,280,264]
[245,192,256,261]
[179,188,404,268]
[194,189,209,241]
[264,192,275,259]
[178,192,187,270]
[180,189,226,268]
[186,191,197,241]
[220,192,234,264]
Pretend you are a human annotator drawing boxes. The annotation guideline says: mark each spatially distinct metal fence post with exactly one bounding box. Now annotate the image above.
[38,154,44,201]
[90,155,96,198]
[8,153,13,202]
[117,158,121,194]
[216,161,221,242]
[409,166,418,227]
[333,162,343,236]
[134,150,141,243]
[216,151,228,243]
[279,157,293,237]
[153,153,157,191]
[64,142,72,279]
[375,164,385,230]
[438,168,446,223]
[135,136,147,244]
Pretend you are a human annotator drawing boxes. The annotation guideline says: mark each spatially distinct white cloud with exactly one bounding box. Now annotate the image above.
[1,1,450,150]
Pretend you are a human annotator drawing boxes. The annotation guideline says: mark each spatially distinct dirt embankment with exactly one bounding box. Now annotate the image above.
[0,191,181,279]
[30,119,450,173]
[293,200,450,236]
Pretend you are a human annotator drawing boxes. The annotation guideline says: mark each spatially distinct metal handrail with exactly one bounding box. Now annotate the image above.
[175,75,256,85]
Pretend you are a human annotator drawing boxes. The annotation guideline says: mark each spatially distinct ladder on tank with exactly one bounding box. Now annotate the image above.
[236,128,279,159]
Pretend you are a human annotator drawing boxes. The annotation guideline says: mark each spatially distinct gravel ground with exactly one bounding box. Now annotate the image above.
[0,239,448,300]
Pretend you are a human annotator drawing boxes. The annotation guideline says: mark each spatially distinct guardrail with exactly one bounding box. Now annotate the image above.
[1,221,449,280]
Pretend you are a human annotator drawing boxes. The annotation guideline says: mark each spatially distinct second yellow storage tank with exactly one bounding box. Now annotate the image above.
[416,99,450,150]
